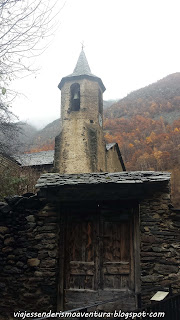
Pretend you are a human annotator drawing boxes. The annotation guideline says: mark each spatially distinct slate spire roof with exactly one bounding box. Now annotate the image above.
[72,49,92,76]
[58,49,105,92]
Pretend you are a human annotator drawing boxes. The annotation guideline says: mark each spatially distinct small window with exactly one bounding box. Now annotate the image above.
[70,83,80,111]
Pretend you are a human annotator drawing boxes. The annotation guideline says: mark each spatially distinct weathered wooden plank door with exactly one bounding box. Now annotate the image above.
[98,211,135,311]
[103,220,132,289]
[63,206,136,311]
[64,212,99,309]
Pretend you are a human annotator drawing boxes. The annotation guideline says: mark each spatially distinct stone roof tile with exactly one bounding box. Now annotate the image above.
[36,171,170,189]
[71,49,93,76]
[58,50,106,92]
[15,150,54,167]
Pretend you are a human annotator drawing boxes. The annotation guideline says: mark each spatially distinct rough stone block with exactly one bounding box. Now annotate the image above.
[27,258,40,267]
[0,227,9,234]
[26,215,35,222]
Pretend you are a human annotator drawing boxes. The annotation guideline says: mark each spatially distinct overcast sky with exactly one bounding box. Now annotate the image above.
[11,0,180,129]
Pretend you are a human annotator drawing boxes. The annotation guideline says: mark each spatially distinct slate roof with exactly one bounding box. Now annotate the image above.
[15,144,124,169]
[58,49,106,92]
[36,171,170,189]
[72,50,93,76]
[15,150,54,167]
[106,143,116,151]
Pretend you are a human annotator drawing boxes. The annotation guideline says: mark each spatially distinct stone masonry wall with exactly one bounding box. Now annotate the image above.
[54,78,107,174]
[106,146,123,173]
[0,177,179,316]
[0,194,59,319]
[61,79,101,123]
[0,154,20,172]
[55,122,108,174]
[140,186,180,305]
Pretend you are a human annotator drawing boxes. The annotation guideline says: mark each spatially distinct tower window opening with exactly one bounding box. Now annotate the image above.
[70,83,80,111]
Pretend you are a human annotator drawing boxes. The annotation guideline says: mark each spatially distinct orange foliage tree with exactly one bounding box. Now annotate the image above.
[104,116,180,206]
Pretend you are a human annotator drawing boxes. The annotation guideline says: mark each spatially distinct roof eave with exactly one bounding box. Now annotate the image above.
[58,74,106,92]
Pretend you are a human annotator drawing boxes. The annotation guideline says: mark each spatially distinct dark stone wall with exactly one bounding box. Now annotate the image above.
[54,132,61,172]
[140,187,180,305]
[0,195,59,318]
[87,124,98,172]
[0,182,179,316]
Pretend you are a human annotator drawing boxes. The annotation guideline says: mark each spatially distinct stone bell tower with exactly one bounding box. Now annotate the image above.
[54,49,107,174]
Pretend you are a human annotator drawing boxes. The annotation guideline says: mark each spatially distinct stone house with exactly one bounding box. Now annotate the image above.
[0,170,179,316]
[0,152,20,172]
[15,150,54,173]
[0,152,21,199]
[14,150,54,193]
[0,50,179,318]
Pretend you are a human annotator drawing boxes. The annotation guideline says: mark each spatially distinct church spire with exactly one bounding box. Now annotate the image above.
[58,49,106,92]
[72,49,92,76]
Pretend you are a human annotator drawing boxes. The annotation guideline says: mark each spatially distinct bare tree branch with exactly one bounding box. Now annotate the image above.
[0,0,65,154]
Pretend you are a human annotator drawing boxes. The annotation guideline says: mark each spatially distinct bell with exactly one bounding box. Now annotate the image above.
[73,92,79,100]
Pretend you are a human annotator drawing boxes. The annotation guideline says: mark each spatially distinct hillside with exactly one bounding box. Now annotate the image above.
[25,119,61,153]
[104,73,180,206]
[105,73,180,123]
[15,122,37,152]
[0,122,37,155]
[103,99,118,109]
[15,119,61,153]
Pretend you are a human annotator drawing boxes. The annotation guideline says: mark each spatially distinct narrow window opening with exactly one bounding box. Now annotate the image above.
[90,120,94,123]
[70,83,80,111]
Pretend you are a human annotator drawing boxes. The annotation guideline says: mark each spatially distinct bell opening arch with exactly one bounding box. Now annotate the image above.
[70,83,80,111]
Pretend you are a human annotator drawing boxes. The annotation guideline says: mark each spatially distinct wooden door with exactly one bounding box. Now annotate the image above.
[103,219,133,290]
[66,220,95,290]
[63,207,136,311]
[64,212,99,309]
[102,209,134,290]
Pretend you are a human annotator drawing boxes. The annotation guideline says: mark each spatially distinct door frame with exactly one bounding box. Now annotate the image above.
[57,200,141,310]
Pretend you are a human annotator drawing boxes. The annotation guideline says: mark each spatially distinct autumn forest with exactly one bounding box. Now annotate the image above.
[104,73,180,206]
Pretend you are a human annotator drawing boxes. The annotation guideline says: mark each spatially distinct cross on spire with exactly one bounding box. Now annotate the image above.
[81,41,85,50]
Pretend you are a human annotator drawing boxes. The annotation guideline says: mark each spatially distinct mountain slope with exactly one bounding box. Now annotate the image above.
[14,119,60,153]
[27,119,61,152]
[104,73,180,206]
[105,73,180,123]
